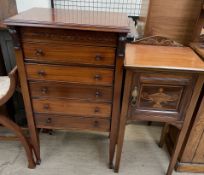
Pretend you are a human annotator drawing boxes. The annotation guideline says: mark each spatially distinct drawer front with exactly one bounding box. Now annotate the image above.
[26,64,114,86]
[32,98,112,118]
[21,27,117,47]
[29,82,113,102]
[23,43,116,66]
[129,72,195,121]
[35,114,110,132]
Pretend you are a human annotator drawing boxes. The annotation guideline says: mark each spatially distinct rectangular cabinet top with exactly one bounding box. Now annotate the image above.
[5,8,130,33]
[125,44,204,72]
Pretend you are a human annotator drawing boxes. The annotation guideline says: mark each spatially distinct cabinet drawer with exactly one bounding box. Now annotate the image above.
[29,82,113,102]
[35,114,110,132]
[21,27,118,47]
[32,98,112,118]
[26,64,114,86]
[23,42,116,66]
[129,72,195,121]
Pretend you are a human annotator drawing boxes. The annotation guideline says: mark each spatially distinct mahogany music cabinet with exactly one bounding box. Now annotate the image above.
[5,8,129,167]
[114,44,204,175]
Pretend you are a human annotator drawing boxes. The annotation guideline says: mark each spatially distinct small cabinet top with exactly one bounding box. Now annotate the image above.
[4,8,130,33]
[125,44,204,72]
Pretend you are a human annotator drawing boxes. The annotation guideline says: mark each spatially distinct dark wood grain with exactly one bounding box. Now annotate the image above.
[6,8,129,168]
[166,75,203,175]
[10,28,41,164]
[129,71,195,123]
[5,8,129,33]
[29,82,113,102]
[114,70,133,172]
[114,44,204,175]
[138,85,183,111]
[35,114,110,132]
[21,27,118,47]
[25,63,114,86]
[23,42,116,66]
[109,34,126,168]
[32,98,112,118]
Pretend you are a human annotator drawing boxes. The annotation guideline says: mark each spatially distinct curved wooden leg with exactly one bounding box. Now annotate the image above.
[0,115,36,168]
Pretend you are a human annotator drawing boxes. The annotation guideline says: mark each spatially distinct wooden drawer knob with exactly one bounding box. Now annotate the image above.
[94,74,101,80]
[41,87,48,94]
[95,91,101,98]
[95,54,102,61]
[46,118,52,124]
[37,70,46,77]
[43,104,50,110]
[94,107,100,113]
[94,120,99,127]
[35,49,44,56]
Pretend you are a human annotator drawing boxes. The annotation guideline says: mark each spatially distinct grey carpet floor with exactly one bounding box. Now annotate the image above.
[0,123,196,175]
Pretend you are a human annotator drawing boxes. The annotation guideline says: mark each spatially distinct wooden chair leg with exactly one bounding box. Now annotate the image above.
[0,115,36,168]
[159,123,169,148]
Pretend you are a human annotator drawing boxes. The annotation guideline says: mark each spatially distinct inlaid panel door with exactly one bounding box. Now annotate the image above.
[128,72,195,123]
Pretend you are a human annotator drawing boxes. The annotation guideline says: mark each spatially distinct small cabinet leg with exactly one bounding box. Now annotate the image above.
[166,130,182,175]
[147,121,152,126]
[166,75,204,175]
[159,123,169,148]
[114,70,132,173]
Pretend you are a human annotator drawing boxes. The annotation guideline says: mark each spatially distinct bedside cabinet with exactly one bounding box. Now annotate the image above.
[114,44,204,175]
[5,8,129,167]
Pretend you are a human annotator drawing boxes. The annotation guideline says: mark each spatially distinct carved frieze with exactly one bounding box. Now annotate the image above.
[134,35,183,47]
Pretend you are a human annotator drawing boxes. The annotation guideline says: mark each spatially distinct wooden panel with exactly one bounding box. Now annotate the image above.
[32,98,112,118]
[125,44,204,72]
[0,0,17,22]
[144,0,203,44]
[35,114,110,132]
[29,81,113,102]
[179,91,204,162]
[5,8,130,33]
[21,27,117,47]
[193,131,204,163]
[128,71,195,122]
[176,162,204,173]
[139,85,183,111]
[23,42,116,66]
[26,63,114,86]
[139,73,193,85]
